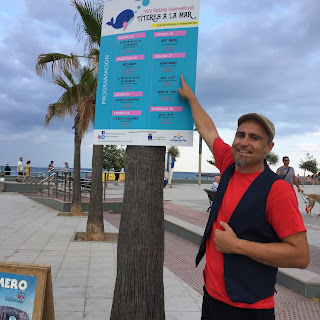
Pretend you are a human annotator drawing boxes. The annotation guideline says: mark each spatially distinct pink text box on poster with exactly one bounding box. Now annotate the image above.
[113,91,143,97]
[154,30,187,37]
[117,32,146,40]
[112,110,142,116]
[116,55,145,62]
[153,53,185,59]
[150,106,183,112]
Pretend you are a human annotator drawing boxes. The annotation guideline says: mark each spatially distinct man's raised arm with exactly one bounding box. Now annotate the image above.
[177,75,219,153]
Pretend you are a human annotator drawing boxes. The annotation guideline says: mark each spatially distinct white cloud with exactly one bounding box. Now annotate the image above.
[297,143,320,152]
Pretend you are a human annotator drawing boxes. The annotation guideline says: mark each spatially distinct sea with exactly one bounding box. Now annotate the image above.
[172,171,219,180]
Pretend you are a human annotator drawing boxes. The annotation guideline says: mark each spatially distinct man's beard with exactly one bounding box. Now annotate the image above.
[234,154,247,167]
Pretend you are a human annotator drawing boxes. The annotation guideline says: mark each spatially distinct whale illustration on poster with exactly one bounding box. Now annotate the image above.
[106,9,134,31]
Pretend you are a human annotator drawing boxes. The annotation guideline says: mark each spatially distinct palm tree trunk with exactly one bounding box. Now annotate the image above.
[70,125,83,216]
[85,144,105,240]
[110,146,165,320]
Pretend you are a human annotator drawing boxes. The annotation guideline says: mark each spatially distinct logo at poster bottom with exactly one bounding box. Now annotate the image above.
[170,133,186,142]
[98,131,106,140]
[148,133,153,141]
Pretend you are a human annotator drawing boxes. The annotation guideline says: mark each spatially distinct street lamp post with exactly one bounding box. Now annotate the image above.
[198,133,202,185]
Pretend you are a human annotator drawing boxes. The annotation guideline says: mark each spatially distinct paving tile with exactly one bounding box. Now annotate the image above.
[55,312,84,320]
[85,298,113,312]
[89,256,116,264]
[54,277,88,288]
[86,285,115,299]
[87,277,115,288]
[166,311,202,320]
[54,297,85,312]
[91,243,114,252]
[83,312,111,320]
[89,262,116,270]
[88,269,116,278]
[65,250,91,257]
[60,261,90,270]
[0,249,16,259]
[53,286,87,298]
[7,249,40,263]
[57,269,88,278]
[165,297,201,312]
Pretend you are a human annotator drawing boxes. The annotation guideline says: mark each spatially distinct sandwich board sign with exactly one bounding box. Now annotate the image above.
[94,0,200,146]
[0,262,54,320]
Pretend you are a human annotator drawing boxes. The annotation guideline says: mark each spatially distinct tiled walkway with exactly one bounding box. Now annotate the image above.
[0,193,202,320]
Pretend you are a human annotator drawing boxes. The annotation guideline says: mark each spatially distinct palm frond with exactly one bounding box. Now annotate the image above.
[45,103,70,126]
[72,0,103,49]
[63,68,77,87]
[36,53,80,76]
[53,75,71,90]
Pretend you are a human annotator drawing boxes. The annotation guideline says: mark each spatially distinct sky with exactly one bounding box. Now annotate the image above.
[0,0,320,175]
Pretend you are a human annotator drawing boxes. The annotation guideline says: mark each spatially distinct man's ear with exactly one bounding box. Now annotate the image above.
[265,141,274,155]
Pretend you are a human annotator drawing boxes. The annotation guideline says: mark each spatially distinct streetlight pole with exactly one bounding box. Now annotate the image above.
[198,134,202,185]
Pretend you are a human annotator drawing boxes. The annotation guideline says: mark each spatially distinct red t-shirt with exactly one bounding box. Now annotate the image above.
[204,138,306,309]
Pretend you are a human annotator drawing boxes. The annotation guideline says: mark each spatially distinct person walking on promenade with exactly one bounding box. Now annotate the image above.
[177,75,309,320]
[48,160,54,181]
[210,175,220,192]
[276,156,301,192]
[16,157,24,182]
[23,161,33,183]
[4,164,11,175]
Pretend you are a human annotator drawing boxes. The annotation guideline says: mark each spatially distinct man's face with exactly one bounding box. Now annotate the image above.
[232,119,274,170]
[20,158,23,161]
[283,157,290,165]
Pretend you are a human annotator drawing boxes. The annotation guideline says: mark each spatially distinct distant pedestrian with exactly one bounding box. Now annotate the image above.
[16,157,24,182]
[4,164,11,175]
[48,160,54,181]
[210,175,220,192]
[276,156,301,192]
[64,162,69,169]
[23,161,33,183]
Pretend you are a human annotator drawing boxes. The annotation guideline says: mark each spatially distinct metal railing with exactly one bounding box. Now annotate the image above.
[0,164,125,201]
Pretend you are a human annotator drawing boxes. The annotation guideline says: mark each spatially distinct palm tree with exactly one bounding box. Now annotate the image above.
[45,66,96,216]
[36,0,104,233]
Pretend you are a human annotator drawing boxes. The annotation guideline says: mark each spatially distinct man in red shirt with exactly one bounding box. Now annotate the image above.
[177,75,309,320]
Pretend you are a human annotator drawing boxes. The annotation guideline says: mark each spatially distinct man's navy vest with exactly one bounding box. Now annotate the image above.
[196,161,281,304]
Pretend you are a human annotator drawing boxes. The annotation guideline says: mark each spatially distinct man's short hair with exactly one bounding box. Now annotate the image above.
[238,113,275,142]
[282,156,289,161]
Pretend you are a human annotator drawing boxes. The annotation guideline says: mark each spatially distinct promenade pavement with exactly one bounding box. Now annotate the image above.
[1,182,320,319]
[0,192,202,320]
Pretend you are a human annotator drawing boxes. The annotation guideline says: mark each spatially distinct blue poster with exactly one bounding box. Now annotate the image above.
[94,0,200,146]
[0,272,38,320]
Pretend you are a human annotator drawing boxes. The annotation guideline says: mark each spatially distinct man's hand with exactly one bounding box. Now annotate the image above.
[177,75,196,101]
[214,221,239,254]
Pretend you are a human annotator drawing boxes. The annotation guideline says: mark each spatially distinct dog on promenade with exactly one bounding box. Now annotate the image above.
[301,190,320,217]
